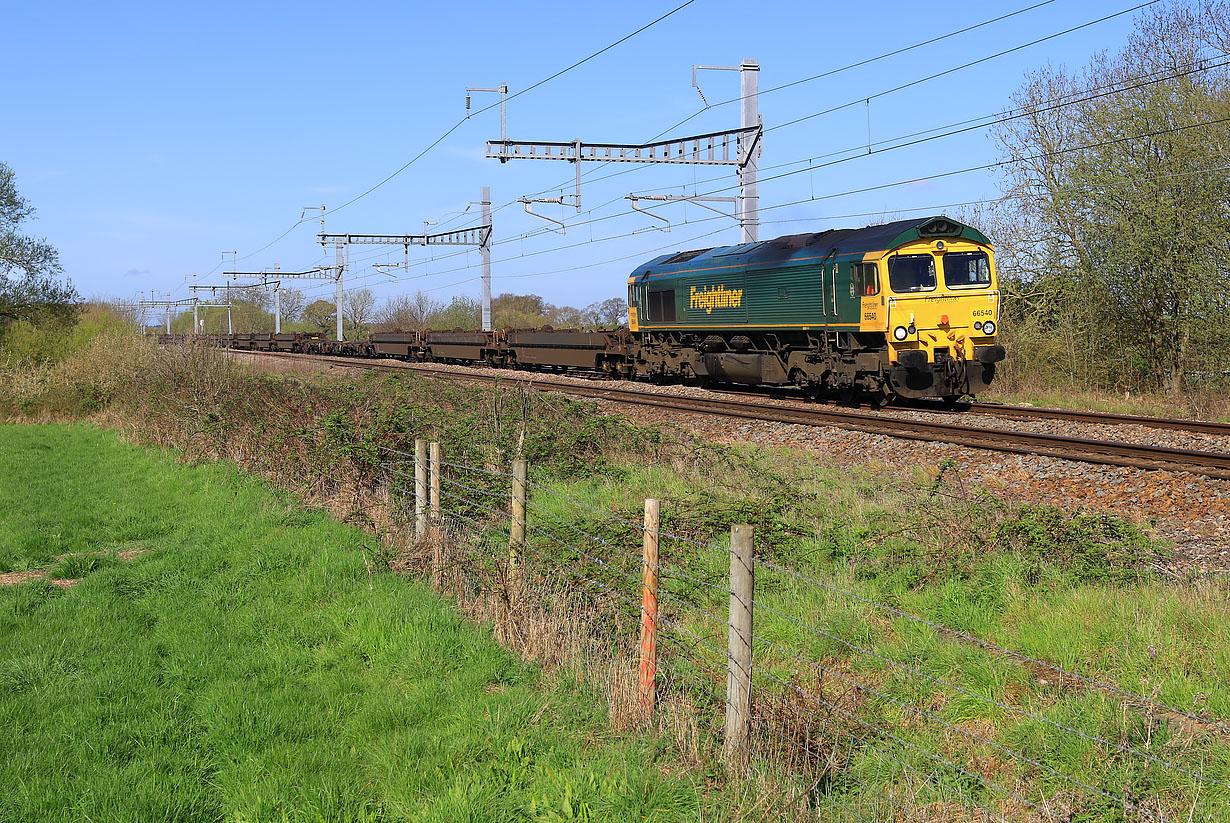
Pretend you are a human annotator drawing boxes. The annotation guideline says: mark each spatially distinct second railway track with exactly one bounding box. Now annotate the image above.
[232,349,1230,480]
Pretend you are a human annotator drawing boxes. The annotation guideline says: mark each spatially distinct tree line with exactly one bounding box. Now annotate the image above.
[161,287,627,338]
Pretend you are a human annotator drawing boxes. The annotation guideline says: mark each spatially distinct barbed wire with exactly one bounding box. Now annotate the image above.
[379,445,1225,821]
[425,476,1166,819]
[751,594,1226,788]
[748,637,1169,819]
[750,552,1230,736]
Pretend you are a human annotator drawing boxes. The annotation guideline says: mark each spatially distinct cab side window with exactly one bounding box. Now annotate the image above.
[647,289,676,323]
[854,263,880,296]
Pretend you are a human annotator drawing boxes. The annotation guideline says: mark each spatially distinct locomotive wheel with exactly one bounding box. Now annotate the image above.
[789,370,820,402]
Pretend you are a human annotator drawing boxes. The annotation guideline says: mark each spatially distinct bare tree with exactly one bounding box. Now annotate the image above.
[343,288,377,340]
[992,0,1230,393]
[585,297,627,328]
[548,304,586,328]
[277,287,306,322]
[375,290,441,331]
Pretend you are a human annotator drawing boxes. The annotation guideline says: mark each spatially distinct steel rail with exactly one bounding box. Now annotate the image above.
[964,401,1230,435]
[229,349,1230,479]
[707,384,1230,436]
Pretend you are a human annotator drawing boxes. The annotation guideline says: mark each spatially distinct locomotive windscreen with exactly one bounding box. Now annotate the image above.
[943,251,992,289]
[888,254,937,293]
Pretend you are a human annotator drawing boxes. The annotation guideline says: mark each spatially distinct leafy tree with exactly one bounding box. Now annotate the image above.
[992,0,1230,393]
[302,299,337,335]
[492,292,550,329]
[0,162,78,328]
[428,295,481,330]
[169,296,274,334]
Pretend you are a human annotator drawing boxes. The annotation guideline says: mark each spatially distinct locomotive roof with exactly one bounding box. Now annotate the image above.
[631,216,990,278]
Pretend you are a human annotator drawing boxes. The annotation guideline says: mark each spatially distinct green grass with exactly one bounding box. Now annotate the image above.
[0,424,704,823]
[501,453,1230,820]
[981,380,1230,422]
[6,339,1229,819]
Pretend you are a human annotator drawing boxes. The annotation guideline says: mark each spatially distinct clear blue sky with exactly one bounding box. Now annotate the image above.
[5,0,1145,312]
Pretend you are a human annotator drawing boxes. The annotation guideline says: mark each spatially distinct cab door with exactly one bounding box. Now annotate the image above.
[856,260,886,331]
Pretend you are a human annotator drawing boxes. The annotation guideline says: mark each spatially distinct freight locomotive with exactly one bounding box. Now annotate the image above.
[175,216,1005,402]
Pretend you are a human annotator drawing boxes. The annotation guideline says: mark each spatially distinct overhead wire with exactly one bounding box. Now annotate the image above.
[568,51,1230,200]
[647,0,1064,139]
[177,0,700,295]
[176,0,1163,304]
[200,0,1163,298]
[238,0,1214,308]
[766,0,1162,135]
[317,67,1230,297]
[326,0,700,221]
[291,139,1230,306]
[512,0,1158,214]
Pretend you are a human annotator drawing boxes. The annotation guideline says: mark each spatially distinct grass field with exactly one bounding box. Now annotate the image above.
[5,339,1230,819]
[519,456,1230,814]
[0,424,704,823]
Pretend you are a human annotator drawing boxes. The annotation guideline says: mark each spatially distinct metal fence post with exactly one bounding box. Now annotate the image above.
[414,439,427,539]
[510,459,527,593]
[725,524,754,767]
[640,498,660,718]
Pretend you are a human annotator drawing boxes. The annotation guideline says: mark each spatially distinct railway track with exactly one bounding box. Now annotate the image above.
[952,400,1230,437]
[230,349,1230,480]
[707,384,1230,437]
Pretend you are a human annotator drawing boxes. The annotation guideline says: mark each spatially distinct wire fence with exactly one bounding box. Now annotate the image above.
[377,441,1228,822]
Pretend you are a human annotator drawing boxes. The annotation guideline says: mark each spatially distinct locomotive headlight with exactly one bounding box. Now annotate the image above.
[974,321,983,331]
[982,321,996,336]
[893,325,908,341]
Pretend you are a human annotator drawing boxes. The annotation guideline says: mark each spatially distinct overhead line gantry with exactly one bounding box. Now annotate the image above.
[222,266,343,338]
[319,187,495,331]
[128,297,227,334]
[483,59,761,242]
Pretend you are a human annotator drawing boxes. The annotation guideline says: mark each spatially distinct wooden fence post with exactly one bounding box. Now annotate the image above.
[639,498,660,718]
[429,441,441,524]
[725,524,754,767]
[414,439,427,539]
[509,459,527,594]
[429,441,442,590]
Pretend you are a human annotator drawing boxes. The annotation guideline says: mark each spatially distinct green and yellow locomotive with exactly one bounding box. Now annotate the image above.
[627,216,1005,401]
